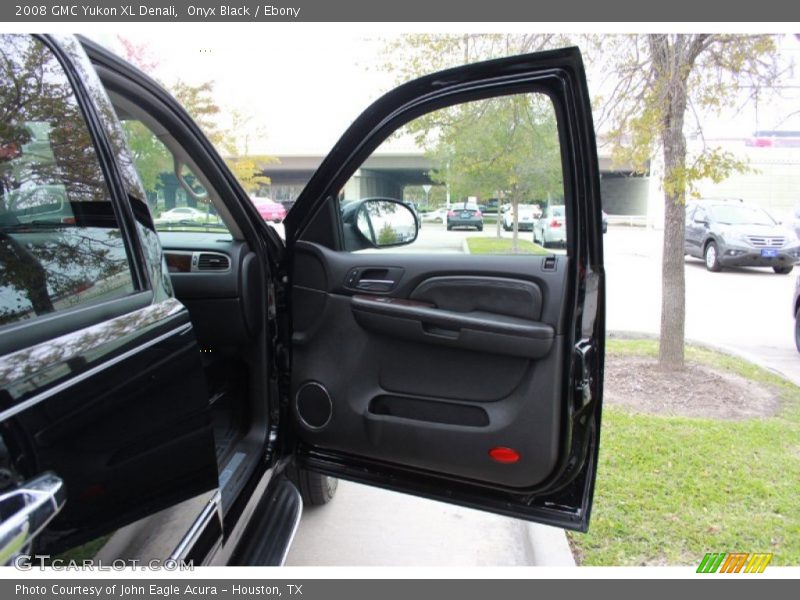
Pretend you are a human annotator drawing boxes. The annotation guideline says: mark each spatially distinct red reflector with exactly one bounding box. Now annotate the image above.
[489,447,520,464]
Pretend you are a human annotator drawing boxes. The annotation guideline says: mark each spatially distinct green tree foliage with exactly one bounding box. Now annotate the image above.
[116,37,277,197]
[419,95,562,251]
[170,79,230,150]
[381,34,572,247]
[377,222,400,245]
[381,34,573,80]
[598,34,779,369]
[120,121,171,199]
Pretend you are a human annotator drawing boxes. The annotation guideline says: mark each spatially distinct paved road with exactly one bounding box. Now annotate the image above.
[284,481,537,566]
[605,227,800,384]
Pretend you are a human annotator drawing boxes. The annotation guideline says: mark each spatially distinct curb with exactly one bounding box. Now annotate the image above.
[461,238,471,254]
[524,522,576,566]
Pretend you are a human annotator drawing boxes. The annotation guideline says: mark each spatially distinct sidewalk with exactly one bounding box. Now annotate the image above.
[284,480,574,566]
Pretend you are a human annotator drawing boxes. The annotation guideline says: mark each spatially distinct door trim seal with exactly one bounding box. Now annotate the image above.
[169,491,222,563]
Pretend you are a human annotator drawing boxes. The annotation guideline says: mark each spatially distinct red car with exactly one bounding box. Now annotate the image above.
[251,196,287,222]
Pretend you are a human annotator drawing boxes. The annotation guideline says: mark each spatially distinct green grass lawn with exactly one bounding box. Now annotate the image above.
[465,236,548,255]
[569,339,800,566]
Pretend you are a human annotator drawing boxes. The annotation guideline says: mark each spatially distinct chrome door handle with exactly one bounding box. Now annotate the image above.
[0,473,65,565]
[356,279,396,291]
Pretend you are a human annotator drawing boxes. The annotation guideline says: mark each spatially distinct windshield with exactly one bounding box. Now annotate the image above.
[119,119,230,235]
[550,206,565,217]
[710,204,775,226]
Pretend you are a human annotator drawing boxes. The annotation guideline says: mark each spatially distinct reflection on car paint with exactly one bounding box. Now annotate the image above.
[0,297,184,406]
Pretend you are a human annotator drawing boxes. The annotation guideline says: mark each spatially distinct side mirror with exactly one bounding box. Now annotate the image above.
[341,198,419,250]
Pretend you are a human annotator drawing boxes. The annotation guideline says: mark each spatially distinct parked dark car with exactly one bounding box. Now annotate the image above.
[0,34,605,566]
[483,198,501,214]
[684,199,800,274]
[446,201,484,231]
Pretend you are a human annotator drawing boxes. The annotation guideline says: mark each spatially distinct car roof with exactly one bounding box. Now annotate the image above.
[695,197,745,205]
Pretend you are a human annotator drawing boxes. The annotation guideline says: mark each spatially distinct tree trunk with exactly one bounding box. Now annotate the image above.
[655,40,689,371]
[659,158,686,370]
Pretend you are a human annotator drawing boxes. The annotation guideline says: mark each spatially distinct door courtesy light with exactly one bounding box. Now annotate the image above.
[489,447,520,464]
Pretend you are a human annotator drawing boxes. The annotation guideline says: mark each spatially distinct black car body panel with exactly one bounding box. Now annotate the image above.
[0,34,221,557]
[285,47,605,531]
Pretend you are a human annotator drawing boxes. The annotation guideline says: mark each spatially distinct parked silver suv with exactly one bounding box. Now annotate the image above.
[685,199,800,274]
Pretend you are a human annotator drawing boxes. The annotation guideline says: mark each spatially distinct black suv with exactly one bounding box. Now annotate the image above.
[685,199,800,274]
[0,35,605,566]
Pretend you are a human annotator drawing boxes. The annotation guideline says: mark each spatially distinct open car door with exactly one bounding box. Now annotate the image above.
[283,48,604,531]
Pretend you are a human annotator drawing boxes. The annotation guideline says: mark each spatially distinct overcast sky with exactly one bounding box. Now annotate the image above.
[89,29,397,154]
[86,29,800,156]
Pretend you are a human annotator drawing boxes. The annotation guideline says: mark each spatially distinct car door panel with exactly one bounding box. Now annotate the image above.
[291,241,569,490]
[1,300,219,555]
[351,295,555,359]
[287,47,603,530]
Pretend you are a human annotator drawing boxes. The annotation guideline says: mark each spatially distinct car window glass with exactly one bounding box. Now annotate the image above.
[0,35,136,327]
[693,206,707,223]
[118,119,230,235]
[340,92,566,256]
[710,204,775,226]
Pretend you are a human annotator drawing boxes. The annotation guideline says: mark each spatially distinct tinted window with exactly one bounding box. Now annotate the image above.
[0,35,135,327]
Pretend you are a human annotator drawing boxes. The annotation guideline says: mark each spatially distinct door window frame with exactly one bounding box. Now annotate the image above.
[0,35,154,355]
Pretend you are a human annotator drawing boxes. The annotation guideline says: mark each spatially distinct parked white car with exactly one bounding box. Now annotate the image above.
[533,205,567,247]
[503,204,541,231]
[155,206,207,223]
[421,207,448,223]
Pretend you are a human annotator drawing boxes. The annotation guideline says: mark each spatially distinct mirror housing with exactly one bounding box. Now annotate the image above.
[341,198,419,251]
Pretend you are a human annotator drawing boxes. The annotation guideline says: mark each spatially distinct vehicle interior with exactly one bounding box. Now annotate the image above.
[96,68,273,517]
